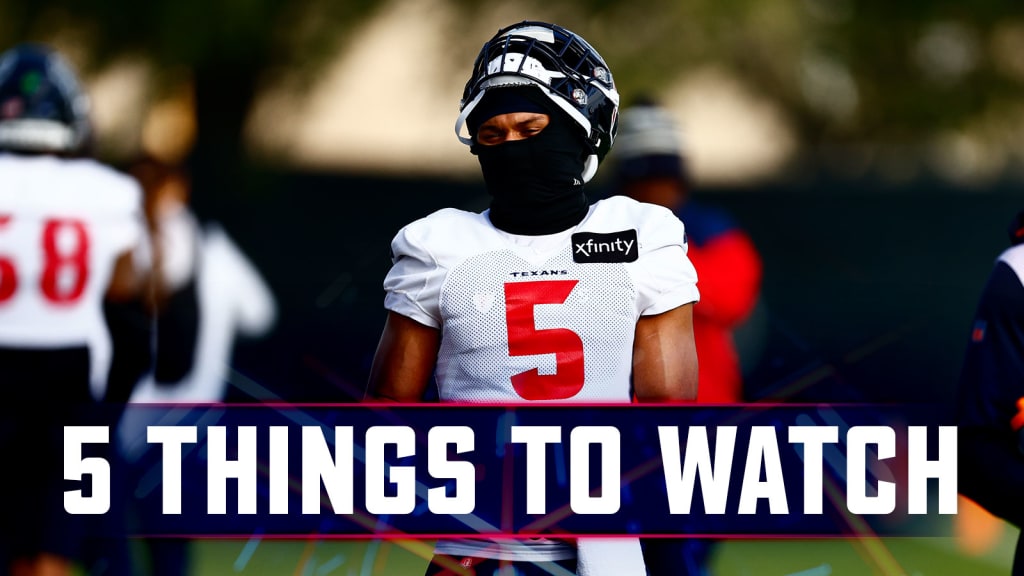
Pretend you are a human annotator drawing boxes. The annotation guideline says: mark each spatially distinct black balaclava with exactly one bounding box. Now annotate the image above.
[468,86,592,236]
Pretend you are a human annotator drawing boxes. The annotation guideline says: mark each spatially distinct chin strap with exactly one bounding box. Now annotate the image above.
[454,89,487,146]
[581,153,598,183]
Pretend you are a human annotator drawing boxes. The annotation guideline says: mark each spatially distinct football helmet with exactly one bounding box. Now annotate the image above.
[455,21,620,183]
[0,43,92,154]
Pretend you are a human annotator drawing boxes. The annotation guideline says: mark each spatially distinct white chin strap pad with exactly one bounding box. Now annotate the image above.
[581,154,598,183]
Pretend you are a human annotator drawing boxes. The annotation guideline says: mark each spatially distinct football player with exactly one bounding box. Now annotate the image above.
[366,21,700,576]
[0,44,146,576]
[117,155,277,576]
[957,209,1024,576]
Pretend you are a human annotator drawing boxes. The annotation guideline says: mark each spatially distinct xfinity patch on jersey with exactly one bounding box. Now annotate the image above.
[571,229,638,263]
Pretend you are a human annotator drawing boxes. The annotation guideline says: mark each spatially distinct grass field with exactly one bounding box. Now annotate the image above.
[171,531,1018,575]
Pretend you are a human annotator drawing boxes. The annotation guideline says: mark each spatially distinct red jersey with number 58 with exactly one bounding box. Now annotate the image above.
[384,195,699,403]
[0,155,143,348]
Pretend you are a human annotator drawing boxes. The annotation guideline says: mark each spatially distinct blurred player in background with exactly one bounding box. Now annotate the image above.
[611,97,762,405]
[116,155,277,576]
[0,43,147,576]
[101,154,202,412]
[116,154,276,575]
[608,97,763,575]
[956,209,1024,576]
[119,155,277,408]
[366,20,699,576]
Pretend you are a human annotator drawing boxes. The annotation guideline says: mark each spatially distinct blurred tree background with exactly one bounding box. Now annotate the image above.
[3,0,1023,188]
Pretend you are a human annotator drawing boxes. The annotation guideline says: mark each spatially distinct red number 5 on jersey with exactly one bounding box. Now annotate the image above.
[0,215,90,305]
[504,280,584,400]
[0,215,15,302]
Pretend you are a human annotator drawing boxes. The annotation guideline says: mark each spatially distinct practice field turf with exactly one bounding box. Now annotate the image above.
[162,532,1017,575]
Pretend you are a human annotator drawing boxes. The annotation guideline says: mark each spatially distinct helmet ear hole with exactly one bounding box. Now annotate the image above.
[456,21,620,183]
[0,43,92,155]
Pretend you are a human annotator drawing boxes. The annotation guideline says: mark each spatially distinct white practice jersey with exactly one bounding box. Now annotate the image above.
[386,195,699,404]
[0,154,143,350]
[384,195,699,564]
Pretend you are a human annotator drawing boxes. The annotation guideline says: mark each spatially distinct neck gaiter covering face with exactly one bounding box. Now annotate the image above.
[472,112,590,235]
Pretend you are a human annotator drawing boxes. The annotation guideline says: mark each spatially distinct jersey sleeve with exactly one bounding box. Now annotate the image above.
[383,219,446,329]
[633,205,700,316]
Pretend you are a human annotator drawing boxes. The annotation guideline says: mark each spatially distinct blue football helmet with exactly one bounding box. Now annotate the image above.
[455,21,620,183]
[0,43,92,154]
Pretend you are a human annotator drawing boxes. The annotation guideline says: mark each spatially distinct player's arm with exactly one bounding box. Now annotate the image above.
[632,302,698,402]
[627,202,700,402]
[365,311,440,402]
[368,217,446,402]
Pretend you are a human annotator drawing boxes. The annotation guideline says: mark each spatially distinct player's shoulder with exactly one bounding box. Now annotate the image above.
[394,207,490,246]
[996,243,1024,285]
[586,195,685,244]
[62,158,141,206]
[0,155,140,213]
[0,154,133,184]
[589,195,679,225]
[581,196,687,259]
[70,157,136,182]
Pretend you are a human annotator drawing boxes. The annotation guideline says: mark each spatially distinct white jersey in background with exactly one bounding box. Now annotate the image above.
[119,220,276,460]
[0,154,143,374]
[128,220,276,403]
[383,195,699,563]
